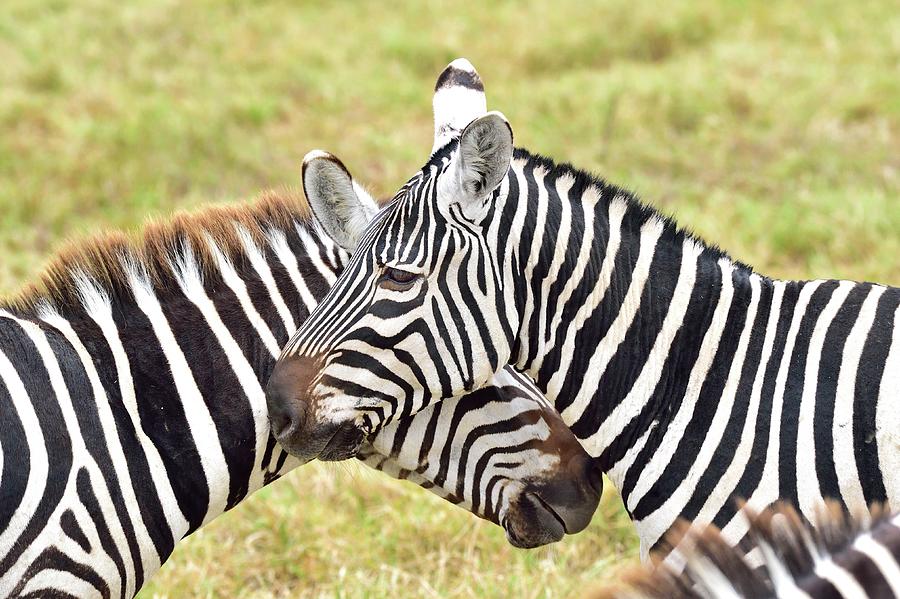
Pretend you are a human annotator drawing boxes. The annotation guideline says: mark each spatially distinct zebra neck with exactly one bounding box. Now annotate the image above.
[26,218,339,539]
[498,151,761,474]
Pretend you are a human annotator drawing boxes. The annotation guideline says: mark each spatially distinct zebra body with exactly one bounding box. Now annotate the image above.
[0,193,599,597]
[271,58,900,562]
[600,503,900,599]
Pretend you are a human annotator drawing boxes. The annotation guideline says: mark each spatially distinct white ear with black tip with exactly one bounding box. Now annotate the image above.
[439,112,514,207]
[432,58,488,154]
[302,150,378,252]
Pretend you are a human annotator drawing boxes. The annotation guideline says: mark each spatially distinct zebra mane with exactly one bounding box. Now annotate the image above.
[3,187,314,315]
[592,501,895,599]
[512,148,755,275]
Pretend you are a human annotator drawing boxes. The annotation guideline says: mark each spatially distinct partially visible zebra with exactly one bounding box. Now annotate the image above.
[269,57,900,564]
[595,503,900,599]
[0,192,600,597]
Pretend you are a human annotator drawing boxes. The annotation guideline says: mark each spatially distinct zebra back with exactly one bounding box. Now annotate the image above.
[596,502,900,599]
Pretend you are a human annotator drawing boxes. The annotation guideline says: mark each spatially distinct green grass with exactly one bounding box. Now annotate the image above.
[1,1,897,597]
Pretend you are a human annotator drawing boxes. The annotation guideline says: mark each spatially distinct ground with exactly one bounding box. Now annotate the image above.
[1,1,897,597]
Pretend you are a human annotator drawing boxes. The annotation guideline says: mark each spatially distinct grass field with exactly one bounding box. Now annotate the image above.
[1,1,898,597]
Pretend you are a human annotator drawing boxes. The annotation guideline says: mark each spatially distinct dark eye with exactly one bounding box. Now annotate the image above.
[381,267,419,290]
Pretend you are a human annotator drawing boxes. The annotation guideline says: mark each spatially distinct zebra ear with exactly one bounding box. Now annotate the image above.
[440,112,513,207]
[302,150,379,252]
[432,58,487,154]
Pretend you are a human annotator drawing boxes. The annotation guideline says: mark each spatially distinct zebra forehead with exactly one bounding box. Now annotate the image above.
[3,188,317,315]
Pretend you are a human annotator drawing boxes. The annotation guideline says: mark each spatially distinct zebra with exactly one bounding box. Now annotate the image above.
[595,503,900,599]
[0,191,601,597]
[268,57,900,565]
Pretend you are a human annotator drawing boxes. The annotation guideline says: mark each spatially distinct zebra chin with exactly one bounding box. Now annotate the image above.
[503,456,604,548]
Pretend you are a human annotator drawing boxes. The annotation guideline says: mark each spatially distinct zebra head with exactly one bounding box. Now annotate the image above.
[268,58,518,463]
[360,368,602,548]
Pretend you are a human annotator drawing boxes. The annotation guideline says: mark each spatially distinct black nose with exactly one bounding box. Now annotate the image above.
[266,355,317,439]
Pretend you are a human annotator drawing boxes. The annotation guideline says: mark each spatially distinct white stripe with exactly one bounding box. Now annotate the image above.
[296,223,341,286]
[626,259,736,511]
[833,286,885,513]
[0,324,51,577]
[530,174,575,374]
[814,555,869,599]
[877,303,900,511]
[796,280,853,520]
[22,312,141,592]
[635,274,760,551]
[724,281,824,543]
[854,529,900,595]
[515,165,550,370]
[235,225,296,333]
[540,184,598,370]
[581,237,702,458]
[554,202,650,425]
[171,250,270,498]
[20,568,105,599]
[69,275,190,539]
[266,229,320,315]
[699,280,784,547]
[205,237,282,358]
[125,264,230,525]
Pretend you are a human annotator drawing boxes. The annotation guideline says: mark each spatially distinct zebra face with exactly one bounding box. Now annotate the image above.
[269,121,516,463]
[268,59,518,463]
[358,369,603,548]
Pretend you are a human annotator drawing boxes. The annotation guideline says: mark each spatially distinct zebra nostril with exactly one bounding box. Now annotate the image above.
[585,457,604,496]
[266,356,316,439]
[267,394,308,440]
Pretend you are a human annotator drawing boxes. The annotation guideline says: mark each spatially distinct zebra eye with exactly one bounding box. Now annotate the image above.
[381,267,419,291]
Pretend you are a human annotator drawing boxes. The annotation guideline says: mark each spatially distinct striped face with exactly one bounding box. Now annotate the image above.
[267,60,518,464]
[361,368,601,548]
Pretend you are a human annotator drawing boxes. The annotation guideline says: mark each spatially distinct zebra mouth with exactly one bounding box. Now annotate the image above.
[502,492,567,549]
[528,492,569,533]
[318,422,366,461]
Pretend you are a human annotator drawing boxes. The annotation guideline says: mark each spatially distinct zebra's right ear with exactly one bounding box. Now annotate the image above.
[438,112,514,209]
[302,150,379,252]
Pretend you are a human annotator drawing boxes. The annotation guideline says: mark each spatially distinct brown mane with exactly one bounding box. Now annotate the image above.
[3,187,312,315]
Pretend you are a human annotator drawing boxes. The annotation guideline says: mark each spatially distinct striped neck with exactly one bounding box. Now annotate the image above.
[8,202,341,549]
[495,150,759,476]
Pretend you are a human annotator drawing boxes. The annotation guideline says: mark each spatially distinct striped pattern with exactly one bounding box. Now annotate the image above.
[0,193,597,597]
[278,59,900,565]
[601,503,900,599]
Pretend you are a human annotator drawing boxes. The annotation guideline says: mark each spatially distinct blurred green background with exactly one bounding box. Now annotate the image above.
[1,1,897,597]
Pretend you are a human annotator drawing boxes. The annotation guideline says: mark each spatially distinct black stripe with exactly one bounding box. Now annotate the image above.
[814,284,869,504]
[19,545,111,599]
[434,63,484,92]
[60,509,91,553]
[0,342,30,538]
[570,222,684,441]
[778,280,840,507]
[854,287,898,505]
[60,316,170,574]
[712,281,801,527]
[681,273,770,523]
[75,467,127,597]
[159,282,255,511]
[110,297,209,533]
[0,320,74,576]
[627,253,724,518]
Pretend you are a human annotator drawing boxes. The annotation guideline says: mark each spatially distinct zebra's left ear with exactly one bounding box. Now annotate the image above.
[302,150,379,252]
[439,111,514,209]
[432,58,488,153]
